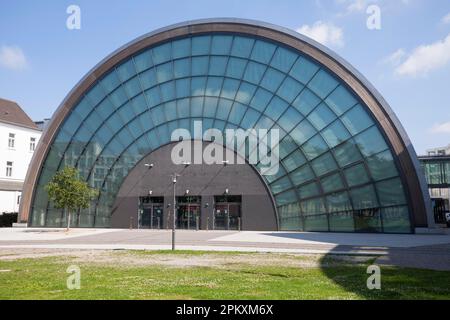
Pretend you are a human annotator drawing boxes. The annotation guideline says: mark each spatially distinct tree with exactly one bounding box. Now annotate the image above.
[46,166,98,231]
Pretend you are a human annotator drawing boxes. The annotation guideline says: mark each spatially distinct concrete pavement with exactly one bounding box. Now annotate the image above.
[1,228,450,270]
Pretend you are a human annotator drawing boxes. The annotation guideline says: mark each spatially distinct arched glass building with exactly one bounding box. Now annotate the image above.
[19,19,433,233]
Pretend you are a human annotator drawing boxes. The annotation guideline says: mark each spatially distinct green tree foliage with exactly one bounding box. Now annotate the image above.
[45,167,98,230]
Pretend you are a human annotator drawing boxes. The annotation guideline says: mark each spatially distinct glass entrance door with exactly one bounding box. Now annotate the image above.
[139,197,164,229]
[176,196,201,230]
[214,195,242,230]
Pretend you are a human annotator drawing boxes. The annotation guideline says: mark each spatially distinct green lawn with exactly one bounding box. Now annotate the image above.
[0,250,449,300]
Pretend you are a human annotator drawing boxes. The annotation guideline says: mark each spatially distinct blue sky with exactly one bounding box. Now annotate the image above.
[0,0,449,154]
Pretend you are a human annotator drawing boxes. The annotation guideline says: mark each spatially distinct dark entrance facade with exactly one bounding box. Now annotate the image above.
[138,196,164,229]
[214,195,242,230]
[176,196,201,230]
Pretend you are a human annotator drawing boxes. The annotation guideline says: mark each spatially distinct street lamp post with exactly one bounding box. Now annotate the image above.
[171,173,179,251]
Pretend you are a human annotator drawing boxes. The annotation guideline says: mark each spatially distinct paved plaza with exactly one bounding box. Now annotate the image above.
[1,228,450,270]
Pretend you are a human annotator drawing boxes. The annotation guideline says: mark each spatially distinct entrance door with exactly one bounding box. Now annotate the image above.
[177,204,200,230]
[214,195,242,230]
[139,197,164,229]
[176,196,201,230]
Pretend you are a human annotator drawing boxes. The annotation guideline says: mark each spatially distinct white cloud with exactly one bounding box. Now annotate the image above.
[395,34,450,77]
[0,45,28,70]
[335,0,410,15]
[443,12,450,24]
[296,21,344,48]
[431,122,450,134]
[382,49,406,66]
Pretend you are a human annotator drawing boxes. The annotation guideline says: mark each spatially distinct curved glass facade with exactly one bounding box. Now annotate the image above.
[30,33,412,233]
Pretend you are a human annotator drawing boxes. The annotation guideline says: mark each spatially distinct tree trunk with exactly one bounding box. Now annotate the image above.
[67,210,71,231]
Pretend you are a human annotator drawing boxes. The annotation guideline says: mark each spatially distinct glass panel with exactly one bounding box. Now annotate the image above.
[160,81,175,102]
[289,56,320,84]
[192,56,209,76]
[366,150,399,181]
[329,211,354,232]
[326,191,352,213]
[290,120,316,146]
[307,103,337,131]
[251,40,276,64]
[205,77,223,97]
[353,207,381,232]
[220,78,239,100]
[350,185,379,210]
[228,103,247,125]
[292,88,321,116]
[304,214,328,232]
[325,85,357,116]
[277,77,304,103]
[264,97,288,121]
[298,181,320,199]
[174,58,190,78]
[175,78,190,98]
[235,82,256,105]
[123,77,141,98]
[211,35,233,55]
[216,99,232,120]
[283,150,306,172]
[344,163,370,187]
[290,164,315,186]
[240,108,260,128]
[301,134,328,160]
[231,36,254,58]
[134,50,153,73]
[192,36,211,56]
[260,68,285,92]
[310,152,338,177]
[277,107,303,132]
[270,176,293,194]
[191,77,206,96]
[321,173,344,194]
[376,178,406,207]
[209,56,228,76]
[152,42,171,64]
[270,47,297,72]
[243,61,267,84]
[139,69,157,90]
[301,197,326,215]
[275,190,297,206]
[354,126,388,157]
[203,97,218,118]
[250,88,272,112]
[321,120,351,149]
[116,60,136,82]
[226,57,246,78]
[341,104,374,135]
[172,38,191,59]
[333,140,362,167]
[381,206,411,233]
[156,62,173,83]
[308,70,338,99]
[279,203,302,231]
[100,70,121,92]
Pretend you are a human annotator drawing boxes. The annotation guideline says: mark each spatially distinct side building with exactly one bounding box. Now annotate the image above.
[0,98,42,214]
[419,147,450,225]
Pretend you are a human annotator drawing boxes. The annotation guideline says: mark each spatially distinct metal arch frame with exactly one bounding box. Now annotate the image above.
[20,18,433,229]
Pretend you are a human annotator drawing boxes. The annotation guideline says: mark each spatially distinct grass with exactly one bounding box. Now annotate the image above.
[0,250,449,300]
